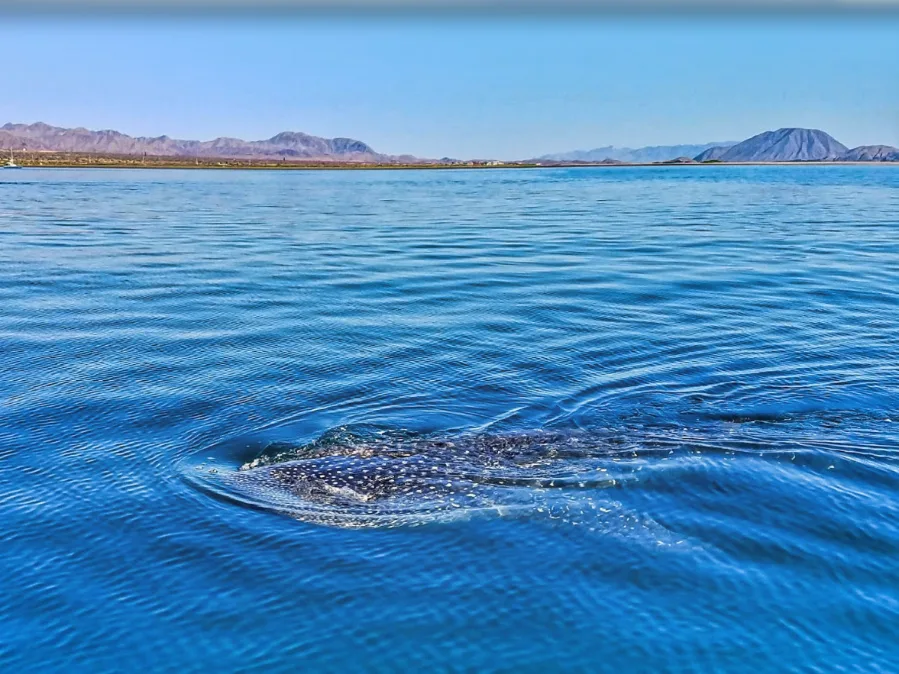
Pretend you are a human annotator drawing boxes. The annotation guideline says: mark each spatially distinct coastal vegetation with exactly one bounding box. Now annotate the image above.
[7,152,539,170]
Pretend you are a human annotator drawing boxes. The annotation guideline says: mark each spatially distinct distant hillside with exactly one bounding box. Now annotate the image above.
[711,128,848,162]
[0,122,419,163]
[545,129,899,165]
[540,141,735,164]
[837,145,899,162]
[693,145,731,162]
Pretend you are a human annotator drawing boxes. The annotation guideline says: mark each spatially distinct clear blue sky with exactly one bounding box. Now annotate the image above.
[2,15,897,158]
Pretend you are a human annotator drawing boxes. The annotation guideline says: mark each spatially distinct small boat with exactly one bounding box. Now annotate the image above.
[4,149,22,169]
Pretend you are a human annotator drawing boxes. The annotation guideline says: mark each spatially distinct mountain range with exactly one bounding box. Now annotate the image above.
[539,142,737,164]
[544,128,899,164]
[2,122,898,165]
[0,122,423,163]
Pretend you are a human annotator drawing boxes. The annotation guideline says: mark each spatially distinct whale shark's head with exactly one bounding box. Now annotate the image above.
[247,454,473,504]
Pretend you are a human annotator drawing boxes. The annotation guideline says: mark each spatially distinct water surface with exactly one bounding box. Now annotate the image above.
[1,166,898,672]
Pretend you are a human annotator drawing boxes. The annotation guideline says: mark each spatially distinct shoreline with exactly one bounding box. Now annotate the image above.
[3,153,898,171]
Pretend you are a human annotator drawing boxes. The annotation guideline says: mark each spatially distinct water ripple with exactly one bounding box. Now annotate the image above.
[2,166,899,672]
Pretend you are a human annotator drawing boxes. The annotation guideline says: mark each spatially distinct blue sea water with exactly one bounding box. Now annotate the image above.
[1,165,899,672]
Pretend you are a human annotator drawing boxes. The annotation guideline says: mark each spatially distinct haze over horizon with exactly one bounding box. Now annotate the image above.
[1,16,897,159]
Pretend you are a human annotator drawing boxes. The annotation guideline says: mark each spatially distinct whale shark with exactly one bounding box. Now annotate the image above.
[203,427,626,528]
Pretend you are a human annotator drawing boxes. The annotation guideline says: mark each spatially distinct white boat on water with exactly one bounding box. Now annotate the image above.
[4,149,22,169]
